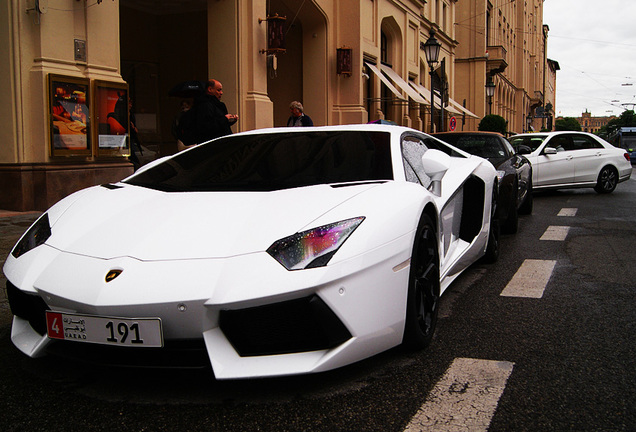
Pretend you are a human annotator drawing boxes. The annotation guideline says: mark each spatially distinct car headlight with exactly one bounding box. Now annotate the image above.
[267,217,365,270]
[11,213,51,258]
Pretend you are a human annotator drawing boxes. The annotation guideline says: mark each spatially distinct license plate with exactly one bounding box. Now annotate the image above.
[46,311,163,347]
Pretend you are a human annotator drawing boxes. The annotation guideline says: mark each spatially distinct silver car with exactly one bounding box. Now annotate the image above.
[510,131,632,194]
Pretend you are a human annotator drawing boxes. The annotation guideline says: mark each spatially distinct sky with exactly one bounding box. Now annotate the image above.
[543,0,636,118]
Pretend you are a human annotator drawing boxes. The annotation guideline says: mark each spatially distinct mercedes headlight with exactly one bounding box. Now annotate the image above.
[267,217,365,270]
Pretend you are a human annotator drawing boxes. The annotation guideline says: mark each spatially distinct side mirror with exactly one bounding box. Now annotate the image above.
[517,145,532,155]
[421,149,451,196]
[543,147,557,155]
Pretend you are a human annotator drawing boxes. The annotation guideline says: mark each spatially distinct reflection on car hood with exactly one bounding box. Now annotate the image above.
[46,183,381,261]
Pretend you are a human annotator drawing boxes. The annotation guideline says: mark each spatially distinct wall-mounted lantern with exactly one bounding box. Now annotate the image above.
[337,47,352,76]
[259,14,287,55]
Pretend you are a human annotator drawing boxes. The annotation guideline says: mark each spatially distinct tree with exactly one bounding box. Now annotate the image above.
[554,117,581,131]
[478,114,508,135]
[597,110,636,138]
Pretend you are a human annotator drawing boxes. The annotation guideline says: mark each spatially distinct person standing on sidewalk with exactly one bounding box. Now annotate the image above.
[193,79,238,143]
[286,101,313,127]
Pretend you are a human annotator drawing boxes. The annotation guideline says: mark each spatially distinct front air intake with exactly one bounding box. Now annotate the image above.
[6,281,49,335]
[219,295,352,357]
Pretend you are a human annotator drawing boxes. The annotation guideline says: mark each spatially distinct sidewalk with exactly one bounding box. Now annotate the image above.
[0,210,42,218]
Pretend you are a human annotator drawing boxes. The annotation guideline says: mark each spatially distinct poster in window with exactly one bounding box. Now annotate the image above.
[48,75,91,157]
[93,81,130,157]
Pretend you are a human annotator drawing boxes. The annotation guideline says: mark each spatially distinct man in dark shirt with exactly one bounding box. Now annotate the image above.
[194,79,238,142]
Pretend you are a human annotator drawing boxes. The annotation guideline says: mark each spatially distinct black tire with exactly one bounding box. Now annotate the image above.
[403,214,440,350]
[482,186,500,263]
[594,166,618,194]
[518,179,533,215]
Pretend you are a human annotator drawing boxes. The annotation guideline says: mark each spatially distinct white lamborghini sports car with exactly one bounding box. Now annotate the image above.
[5,125,499,379]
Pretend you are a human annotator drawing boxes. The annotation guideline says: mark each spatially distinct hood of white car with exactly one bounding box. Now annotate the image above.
[45,183,381,260]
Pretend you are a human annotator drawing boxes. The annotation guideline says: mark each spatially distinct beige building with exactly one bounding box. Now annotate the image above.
[454,0,549,134]
[577,111,615,133]
[1,0,549,211]
[544,58,559,130]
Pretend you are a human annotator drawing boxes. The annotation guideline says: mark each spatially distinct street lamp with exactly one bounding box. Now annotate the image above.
[423,30,441,133]
[485,76,495,115]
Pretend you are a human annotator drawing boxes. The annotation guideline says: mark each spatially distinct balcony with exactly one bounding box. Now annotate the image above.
[486,45,508,75]
[530,90,544,109]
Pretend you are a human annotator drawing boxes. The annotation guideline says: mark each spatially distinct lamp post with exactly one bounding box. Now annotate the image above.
[423,30,441,133]
[485,76,495,115]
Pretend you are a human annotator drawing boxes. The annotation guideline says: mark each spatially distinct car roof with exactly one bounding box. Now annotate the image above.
[236,124,421,136]
[432,131,505,138]
[511,131,596,138]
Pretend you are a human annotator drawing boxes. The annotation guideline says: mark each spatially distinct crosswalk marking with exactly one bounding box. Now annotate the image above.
[404,204,572,430]
[558,207,577,217]
[540,225,570,241]
[500,259,557,298]
[404,358,514,432]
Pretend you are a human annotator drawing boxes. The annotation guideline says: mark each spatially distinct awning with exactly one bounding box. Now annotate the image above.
[409,82,456,112]
[433,91,463,115]
[379,64,428,105]
[365,62,406,101]
[410,82,479,118]
[448,98,480,119]
[367,62,481,119]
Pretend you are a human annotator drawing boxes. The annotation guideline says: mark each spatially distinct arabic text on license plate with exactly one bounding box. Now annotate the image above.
[45,311,163,347]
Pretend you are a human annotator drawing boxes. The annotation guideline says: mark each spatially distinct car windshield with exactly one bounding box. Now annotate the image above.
[509,135,547,152]
[124,130,394,192]
[435,134,507,163]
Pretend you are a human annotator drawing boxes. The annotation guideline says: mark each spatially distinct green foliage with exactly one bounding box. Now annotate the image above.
[598,110,636,138]
[554,117,581,131]
[478,114,508,134]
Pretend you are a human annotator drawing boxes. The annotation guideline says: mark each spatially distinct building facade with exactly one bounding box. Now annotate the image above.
[1,0,549,211]
[577,110,615,133]
[544,57,559,130]
[454,0,549,134]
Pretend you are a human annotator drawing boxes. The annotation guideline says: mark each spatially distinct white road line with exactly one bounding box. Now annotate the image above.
[540,225,570,241]
[558,208,577,217]
[500,259,557,298]
[404,358,514,432]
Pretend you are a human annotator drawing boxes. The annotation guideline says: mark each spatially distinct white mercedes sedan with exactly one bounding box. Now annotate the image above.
[510,131,631,193]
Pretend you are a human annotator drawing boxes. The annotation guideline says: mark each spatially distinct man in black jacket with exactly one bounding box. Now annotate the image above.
[193,79,238,143]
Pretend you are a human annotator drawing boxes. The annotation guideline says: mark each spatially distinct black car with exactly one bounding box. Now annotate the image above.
[433,132,533,234]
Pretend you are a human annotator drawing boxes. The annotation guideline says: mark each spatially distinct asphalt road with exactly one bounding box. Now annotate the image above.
[1,169,635,432]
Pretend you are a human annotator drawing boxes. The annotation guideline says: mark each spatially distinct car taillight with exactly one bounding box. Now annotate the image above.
[624,153,631,162]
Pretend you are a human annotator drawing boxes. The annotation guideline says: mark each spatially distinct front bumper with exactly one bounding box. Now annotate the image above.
[5,235,412,379]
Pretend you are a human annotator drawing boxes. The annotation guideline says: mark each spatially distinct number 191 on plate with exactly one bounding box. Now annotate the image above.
[46,311,163,347]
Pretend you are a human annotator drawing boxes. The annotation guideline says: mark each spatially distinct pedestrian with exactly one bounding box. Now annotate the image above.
[173,99,193,152]
[287,101,313,127]
[128,98,142,169]
[192,79,238,143]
